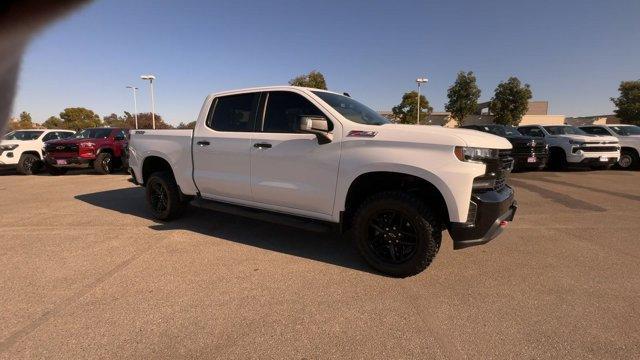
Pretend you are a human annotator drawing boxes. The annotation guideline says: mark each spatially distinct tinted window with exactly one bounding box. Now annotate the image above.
[59,132,75,139]
[42,132,59,141]
[312,91,390,125]
[519,127,545,137]
[75,128,112,139]
[4,131,44,141]
[209,93,259,132]
[581,127,610,135]
[543,126,587,135]
[610,125,640,136]
[263,92,325,133]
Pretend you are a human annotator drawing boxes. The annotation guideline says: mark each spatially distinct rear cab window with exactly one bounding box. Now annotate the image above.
[207,93,260,132]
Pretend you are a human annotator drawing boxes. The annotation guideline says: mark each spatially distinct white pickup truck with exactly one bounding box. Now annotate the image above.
[128,86,517,277]
[1,129,75,174]
[518,124,620,170]
[579,124,640,169]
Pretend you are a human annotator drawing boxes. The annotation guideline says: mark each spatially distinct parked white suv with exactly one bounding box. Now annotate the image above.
[518,125,620,170]
[579,124,640,170]
[128,86,518,277]
[0,129,75,174]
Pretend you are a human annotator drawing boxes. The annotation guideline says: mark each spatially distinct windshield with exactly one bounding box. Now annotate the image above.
[4,130,44,141]
[543,126,587,135]
[75,128,112,139]
[610,125,640,136]
[312,91,390,125]
[479,125,521,136]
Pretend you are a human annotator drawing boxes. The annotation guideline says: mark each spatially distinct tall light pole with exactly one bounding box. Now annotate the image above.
[416,77,428,125]
[140,74,156,129]
[126,86,139,129]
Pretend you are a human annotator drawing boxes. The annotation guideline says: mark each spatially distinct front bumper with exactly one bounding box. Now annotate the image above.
[513,153,548,169]
[449,186,517,249]
[44,156,93,167]
[566,151,619,165]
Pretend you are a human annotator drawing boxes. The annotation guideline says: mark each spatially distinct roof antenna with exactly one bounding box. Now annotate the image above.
[343,92,351,97]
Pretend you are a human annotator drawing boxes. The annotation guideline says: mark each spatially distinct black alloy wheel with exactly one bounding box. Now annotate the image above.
[366,209,419,264]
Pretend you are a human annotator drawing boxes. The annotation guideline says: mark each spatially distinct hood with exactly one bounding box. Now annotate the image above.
[0,140,21,147]
[550,134,619,143]
[376,124,512,149]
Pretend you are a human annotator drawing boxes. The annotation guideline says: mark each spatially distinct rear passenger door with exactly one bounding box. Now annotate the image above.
[192,92,260,202]
[249,90,341,216]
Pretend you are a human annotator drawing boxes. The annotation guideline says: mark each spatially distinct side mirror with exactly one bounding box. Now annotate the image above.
[298,116,333,144]
[114,135,125,141]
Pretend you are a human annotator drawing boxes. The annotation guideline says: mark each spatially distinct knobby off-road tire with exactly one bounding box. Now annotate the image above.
[352,191,442,278]
[17,153,41,175]
[145,171,188,221]
[94,152,113,174]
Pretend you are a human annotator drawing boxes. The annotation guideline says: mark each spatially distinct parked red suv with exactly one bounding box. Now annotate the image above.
[43,127,128,175]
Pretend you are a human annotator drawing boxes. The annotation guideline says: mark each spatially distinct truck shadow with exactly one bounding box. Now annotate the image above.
[75,187,378,275]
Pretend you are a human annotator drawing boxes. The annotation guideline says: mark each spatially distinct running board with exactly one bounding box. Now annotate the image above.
[191,197,337,233]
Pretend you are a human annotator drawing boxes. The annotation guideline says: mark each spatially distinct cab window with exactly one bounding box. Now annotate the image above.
[208,93,260,132]
[261,91,326,133]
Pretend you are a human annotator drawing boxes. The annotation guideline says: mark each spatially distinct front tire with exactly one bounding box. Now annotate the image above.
[548,148,568,170]
[617,149,639,170]
[94,152,113,174]
[352,191,442,278]
[145,171,188,221]
[17,153,41,175]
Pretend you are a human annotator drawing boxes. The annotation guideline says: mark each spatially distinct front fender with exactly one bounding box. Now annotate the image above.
[334,162,482,223]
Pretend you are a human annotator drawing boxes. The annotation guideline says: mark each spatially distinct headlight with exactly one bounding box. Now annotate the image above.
[569,140,584,145]
[0,144,19,150]
[79,142,96,148]
[454,146,499,163]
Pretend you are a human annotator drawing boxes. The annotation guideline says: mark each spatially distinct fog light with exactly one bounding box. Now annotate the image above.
[6,152,13,158]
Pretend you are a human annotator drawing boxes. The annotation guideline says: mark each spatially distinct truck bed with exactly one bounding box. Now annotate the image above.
[128,129,199,196]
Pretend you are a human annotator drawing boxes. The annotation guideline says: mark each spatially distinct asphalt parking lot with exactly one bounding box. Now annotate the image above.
[1,169,639,359]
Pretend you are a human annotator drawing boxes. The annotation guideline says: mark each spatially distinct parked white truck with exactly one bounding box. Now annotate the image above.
[518,124,620,170]
[128,86,517,277]
[1,129,75,174]
[579,124,640,169]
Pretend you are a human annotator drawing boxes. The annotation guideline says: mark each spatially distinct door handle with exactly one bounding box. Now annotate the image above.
[253,143,272,149]
[197,140,210,146]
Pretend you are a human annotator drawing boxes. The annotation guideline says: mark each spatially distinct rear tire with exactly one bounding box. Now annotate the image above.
[46,164,67,176]
[17,153,41,175]
[145,171,188,221]
[94,152,113,174]
[352,191,442,278]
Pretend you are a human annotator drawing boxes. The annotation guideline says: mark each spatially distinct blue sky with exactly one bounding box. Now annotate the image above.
[13,0,640,125]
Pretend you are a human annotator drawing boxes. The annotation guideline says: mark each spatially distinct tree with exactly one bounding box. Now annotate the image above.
[177,121,196,129]
[18,111,35,129]
[103,113,126,128]
[57,107,102,130]
[489,77,532,126]
[42,116,63,129]
[445,71,481,126]
[392,91,433,124]
[611,80,640,125]
[133,112,173,129]
[289,70,327,90]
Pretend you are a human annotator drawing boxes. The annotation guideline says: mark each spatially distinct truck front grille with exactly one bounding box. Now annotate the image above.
[573,146,619,153]
[45,144,78,153]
